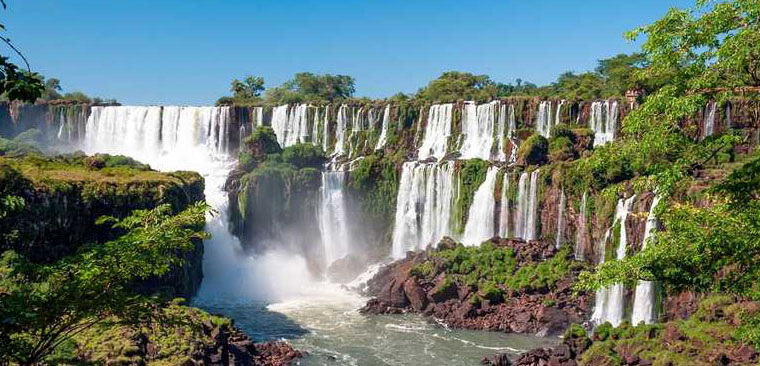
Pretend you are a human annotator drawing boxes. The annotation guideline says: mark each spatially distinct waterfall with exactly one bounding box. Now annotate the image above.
[322,106,330,152]
[253,107,264,127]
[591,195,636,327]
[704,101,716,138]
[555,100,565,127]
[535,101,553,138]
[271,104,311,148]
[333,105,349,156]
[418,104,453,160]
[312,107,321,147]
[498,172,510,238]
[590,100,618,146]
[575,191,588,260]
[631,196,662,325]
[462,166,499,246]
[375,105,391,150]
[391,162,455,258]
[318,171,351,267]
[514,170,540,240]
[459,101,498,160]
[507,104,518,164]
[556,190,566,249]
[495,103,508,162]
[84,106,232,161]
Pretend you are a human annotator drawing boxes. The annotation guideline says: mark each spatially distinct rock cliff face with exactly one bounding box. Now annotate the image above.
[361,237,592,336]
[0,153,205,297]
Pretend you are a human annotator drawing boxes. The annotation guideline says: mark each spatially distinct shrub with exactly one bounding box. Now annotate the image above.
[550,123,574,141]
[549,136,574,162]
[280,144,326,169]
[517,134,548,166]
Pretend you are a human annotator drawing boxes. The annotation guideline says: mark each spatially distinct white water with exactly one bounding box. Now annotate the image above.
[704,101,716,138]
[575,191,588,261]
[535,101,553,138]
[513,171,540,240]
[462,166,499,246]
[333,105,349,156]
[498,172,510,238]
[79,105,553,365]
[555,100,565,128]
[631,196,662,325]
[272,104,312,147]
[555,190,566,249]
[418,104,453,160]
[591,195,636,327]
[459,101,498,160]
[590,100,619,146]
[375,104,391,150]
[391,162,456,258]
[319,170,351,267]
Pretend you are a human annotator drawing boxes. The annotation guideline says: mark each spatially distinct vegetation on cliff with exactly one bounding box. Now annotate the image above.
[0,203,210,366]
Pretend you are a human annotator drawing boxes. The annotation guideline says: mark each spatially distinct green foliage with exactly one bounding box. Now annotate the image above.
[0,55,43,103]
[265,72,355,104]
[416,71,500,103]
[517,134,548,166]
[453,159,489,232]
[277,143,326,169]
[0,202,210,366]
[348,153,399,219]
[549,136,574,162]
[417,243,579,304]
[550,123,574,141]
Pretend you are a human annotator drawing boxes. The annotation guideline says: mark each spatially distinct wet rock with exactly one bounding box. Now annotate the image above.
[403,277,428,311]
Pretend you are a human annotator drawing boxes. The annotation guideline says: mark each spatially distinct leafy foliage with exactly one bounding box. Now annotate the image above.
[0,202,210,366]
[517,134,548,166]
[265,72,355,104]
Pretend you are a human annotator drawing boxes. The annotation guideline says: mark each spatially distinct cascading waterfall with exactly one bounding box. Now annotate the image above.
[391,162,455,258]
[459,101,498,160]
[631,196,662,325]
[333,105,349,156]
[375,104,391,150]
[462,166,499,246]
[514,170,540,240]
[556,190,566,249]
[535,101,553,138]
[591,195,636,327]
[418,104,453,160]
[498,172,510,238]
[575,191,588,260]
[253,107,264,127]
[271,104,312,148]
[555,100,565,127]
[318,170,351,267]
[704,101,716,138]
[507,104,518,164]
[590,100,618,146]
[495,103,508,162]
[322,106,330,152]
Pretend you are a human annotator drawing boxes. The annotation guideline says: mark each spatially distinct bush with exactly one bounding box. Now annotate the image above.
[550,123,574,141]
[549,136,575,162]
[517,134,548,166]
[279,144,326,169]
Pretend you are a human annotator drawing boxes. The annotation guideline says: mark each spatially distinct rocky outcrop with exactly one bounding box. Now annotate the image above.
[71,303,304,366]
[492,296,759,366]
[0,153,206,297]
[361,237,592,336]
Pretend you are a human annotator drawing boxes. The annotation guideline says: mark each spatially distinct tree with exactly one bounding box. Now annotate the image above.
[41,77,61,100]
[0,2,44,103]
[264,72,355,104]
[576,0,760,298]
[231,75,265,99]
[0,202,210,366]
[416,71,499,102]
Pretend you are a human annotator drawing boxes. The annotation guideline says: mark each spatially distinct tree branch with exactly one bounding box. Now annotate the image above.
[0,36,31,72]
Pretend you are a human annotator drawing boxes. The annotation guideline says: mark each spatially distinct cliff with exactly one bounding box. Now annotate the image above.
[0,152,205,297]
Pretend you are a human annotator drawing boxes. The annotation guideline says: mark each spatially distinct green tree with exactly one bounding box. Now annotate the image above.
[416,71,499,102]
[41,77,61,100]
[0,2,44,103]
[0,202,210,366]
[264,72,355,104]
[231,75,265,99]
[576,0,760,299]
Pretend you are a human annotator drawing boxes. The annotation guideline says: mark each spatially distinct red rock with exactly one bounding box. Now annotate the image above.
[403,277,428,311]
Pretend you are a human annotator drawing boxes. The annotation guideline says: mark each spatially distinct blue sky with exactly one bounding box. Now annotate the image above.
[7,0,692,105]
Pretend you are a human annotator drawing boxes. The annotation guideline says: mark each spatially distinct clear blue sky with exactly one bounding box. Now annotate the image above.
[7,0,693,105]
